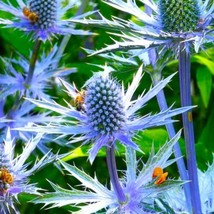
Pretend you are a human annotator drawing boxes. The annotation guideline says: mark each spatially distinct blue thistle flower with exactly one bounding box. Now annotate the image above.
[0,45,75,99]
[16,65,192,163]
[0,0,93,41]
[32,131,185,213]
[0,129,59,213]
[80,0,214,55]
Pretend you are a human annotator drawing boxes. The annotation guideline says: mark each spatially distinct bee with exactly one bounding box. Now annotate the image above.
[22,7,39,23]
[152,167,168,185]
[0,167,14,185]
[73,90,86,111]
[23,7,30,17]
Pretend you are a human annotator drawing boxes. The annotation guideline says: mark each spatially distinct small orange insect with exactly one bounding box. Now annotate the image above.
[28,12,39,23]
[23,7,30,17]
[152,167,168,185]
[0,167,14,185]
[152,167,163,178]
[22,7,39,23]
[74,90,86,111]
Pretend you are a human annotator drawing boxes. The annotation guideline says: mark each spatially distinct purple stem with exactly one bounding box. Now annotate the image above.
[25,39,42,86]
[106,145,126,203]
[178,47,202,213]
[7,39,42,127]
[144,5,192,210]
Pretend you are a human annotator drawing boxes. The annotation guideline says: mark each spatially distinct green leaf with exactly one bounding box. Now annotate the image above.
[136,129,169,153]
[197,107,214,169]
[196,66,212,108]
[1,28,33,57]
[192,55,214,75]
[197,110,214,150]
[61,147,88,161]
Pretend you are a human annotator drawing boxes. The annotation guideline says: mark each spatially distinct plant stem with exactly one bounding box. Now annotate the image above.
[106,145,126,203]
[53,0,89,69]
[178,47,202,213]
[8,39,41,126]
[25,39,42,86]
[151,72,192,212]
[144,3,191,204]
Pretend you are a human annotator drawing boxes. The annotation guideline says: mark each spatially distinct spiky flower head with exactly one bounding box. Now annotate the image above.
[159,0,200,33]
[0,143,13,198]
[16,65,192,163]
[0,0,93,41]
[85,73,126,136]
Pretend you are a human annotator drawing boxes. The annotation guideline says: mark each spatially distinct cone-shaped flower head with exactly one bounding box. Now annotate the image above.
[159,0,200,33]
[85,73,126,136]
[16,65,192,163]
[28,0,57,30]
[0,0,93,41]
[0,144,14,197]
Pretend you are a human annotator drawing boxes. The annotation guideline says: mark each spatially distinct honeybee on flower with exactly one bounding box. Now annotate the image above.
[0,0,93,41]
[22,6,39,23]
[71,89,86,112]
[0,129,60,213]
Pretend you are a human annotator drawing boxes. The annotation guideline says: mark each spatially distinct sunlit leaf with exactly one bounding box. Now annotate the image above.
[196,66,212,108]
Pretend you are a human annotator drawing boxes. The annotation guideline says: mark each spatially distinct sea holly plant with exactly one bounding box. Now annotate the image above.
[0,0,93,93]
[0,0,214,213]
[78,0,214,55]
[0,129,61,214]
[16,65,192,163]
[32,131,185,213]
[13,65,193,212]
